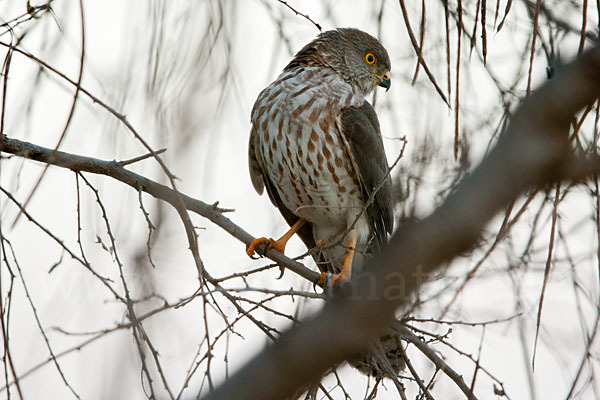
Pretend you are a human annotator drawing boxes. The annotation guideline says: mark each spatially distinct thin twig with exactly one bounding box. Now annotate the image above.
[398,0,450,106]
[532,182,561,368]
[276,0,322,31]
[398,325,478,400]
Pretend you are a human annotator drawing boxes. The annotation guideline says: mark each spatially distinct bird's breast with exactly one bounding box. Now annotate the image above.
[251,67,365,231]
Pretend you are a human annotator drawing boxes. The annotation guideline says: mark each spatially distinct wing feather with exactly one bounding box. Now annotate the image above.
[248,127,265,195]
[340,101,394,251]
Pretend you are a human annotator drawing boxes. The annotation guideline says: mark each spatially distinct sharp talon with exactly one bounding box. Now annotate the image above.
[246,244,261,259]
[276,266,285,279]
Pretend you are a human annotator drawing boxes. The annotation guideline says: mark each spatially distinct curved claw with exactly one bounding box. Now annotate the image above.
[276,266,285,279]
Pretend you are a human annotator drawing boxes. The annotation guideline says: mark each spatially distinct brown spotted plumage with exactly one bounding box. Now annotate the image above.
[248,27,399,377]
[249,28,392,275]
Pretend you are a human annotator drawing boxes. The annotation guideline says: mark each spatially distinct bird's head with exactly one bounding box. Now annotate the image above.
[287,28,391,96]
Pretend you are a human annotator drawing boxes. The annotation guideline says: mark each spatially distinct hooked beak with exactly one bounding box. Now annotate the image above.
[376,71,391,91]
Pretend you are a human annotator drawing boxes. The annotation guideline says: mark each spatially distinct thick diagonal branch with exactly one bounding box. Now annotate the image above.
[200,48,600,400]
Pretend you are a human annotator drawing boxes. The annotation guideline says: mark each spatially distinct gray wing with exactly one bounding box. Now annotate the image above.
[248,127,265,195]
[340,101,394,251]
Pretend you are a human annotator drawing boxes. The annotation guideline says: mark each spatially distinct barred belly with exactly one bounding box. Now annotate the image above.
[251,67,373,269]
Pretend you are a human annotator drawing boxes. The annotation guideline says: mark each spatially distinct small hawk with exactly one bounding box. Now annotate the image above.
[247,28,393,285]
[248,27,401,377]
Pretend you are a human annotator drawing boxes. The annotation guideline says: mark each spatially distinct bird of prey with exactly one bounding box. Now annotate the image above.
[247,28,393,287]
[247,27,403,378]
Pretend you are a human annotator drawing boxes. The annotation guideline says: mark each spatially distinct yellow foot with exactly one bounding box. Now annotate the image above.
[247,239,288,280]
[247,219,306,279]
[316,234,357,288]
[246,236,288,258]
[317,270,351,287]
[247,218,306,259]
[247,237,268,258]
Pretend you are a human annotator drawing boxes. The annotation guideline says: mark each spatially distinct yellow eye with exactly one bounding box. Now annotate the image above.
[364,52,377,65]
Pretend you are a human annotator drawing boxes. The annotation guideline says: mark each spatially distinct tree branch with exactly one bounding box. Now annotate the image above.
[397,325,477,400]
[0,136,320,284]
[198,47,600,400]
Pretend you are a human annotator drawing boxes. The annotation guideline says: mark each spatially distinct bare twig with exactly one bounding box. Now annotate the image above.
[398,0,450,106]
[4,239,81,398]
[276,0,322,31]
[532,182,561,368]
[12,0,87,227]
[399,325,478,400]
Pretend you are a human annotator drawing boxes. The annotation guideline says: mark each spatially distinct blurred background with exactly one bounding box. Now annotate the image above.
[0,0,598,398]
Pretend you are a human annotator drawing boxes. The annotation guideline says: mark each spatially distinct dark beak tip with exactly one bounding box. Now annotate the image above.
[378,78,391,91]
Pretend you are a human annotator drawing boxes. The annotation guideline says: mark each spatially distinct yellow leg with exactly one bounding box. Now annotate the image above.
[318,234,357,286]
[247,218,306,257]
